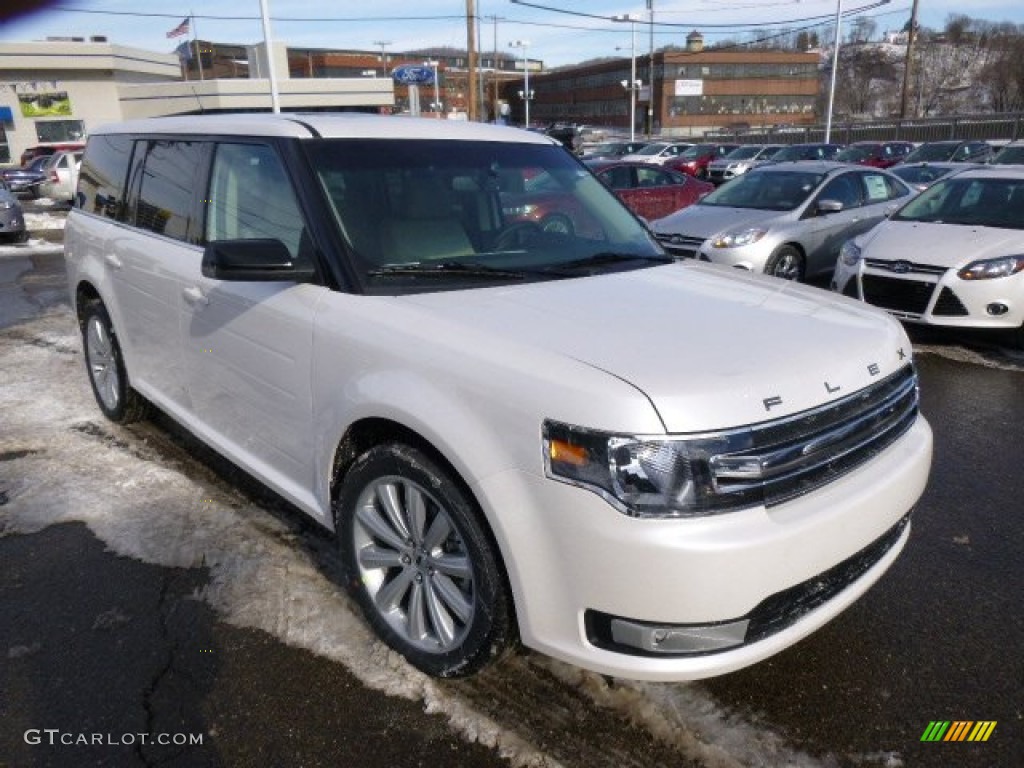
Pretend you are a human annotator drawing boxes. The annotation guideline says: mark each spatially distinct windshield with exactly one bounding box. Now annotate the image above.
[904,143,957,163]
[698,169,823,211]
[836,145,875,162]
[679,145,712,160]
[892,176,1024,229]
[723,145,763,161]
[771,145,814,162]
[890,165,955,187]
[634,143,669,156]
[991,146,1024,165]
[305,139,664,294]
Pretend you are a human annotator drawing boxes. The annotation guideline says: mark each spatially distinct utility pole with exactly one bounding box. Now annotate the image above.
[373,40,391,74]
[646,0,654,137]
[466,0,479,121]
[899,0,920,119]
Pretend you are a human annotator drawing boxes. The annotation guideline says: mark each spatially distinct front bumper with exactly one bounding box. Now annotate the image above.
[476,416,932,681]
[833,259,1024,331]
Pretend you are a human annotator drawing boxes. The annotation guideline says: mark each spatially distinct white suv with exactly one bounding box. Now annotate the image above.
[65,114,933,680]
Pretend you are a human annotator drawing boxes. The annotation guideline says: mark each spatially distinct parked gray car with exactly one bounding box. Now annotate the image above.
[651,162,913,281]
[0,179,28,243]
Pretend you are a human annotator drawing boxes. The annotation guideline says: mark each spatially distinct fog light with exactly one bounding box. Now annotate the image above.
[987,303,1009,316]
[610,617,749,653]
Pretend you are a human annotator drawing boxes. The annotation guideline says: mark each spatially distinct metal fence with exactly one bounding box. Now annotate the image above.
[705,112,1024,145]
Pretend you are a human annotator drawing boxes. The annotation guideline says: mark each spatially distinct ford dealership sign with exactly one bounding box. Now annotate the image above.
[392,65,435,85]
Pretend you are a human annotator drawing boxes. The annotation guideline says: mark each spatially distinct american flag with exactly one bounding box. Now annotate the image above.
[166,17,190,39]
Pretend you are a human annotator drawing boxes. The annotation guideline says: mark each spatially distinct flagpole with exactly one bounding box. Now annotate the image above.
[192,11,204,81]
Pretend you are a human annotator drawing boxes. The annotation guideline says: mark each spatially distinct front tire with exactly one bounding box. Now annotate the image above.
[764,245,805,281]
[81,302,150,423]
[335,443,513,677]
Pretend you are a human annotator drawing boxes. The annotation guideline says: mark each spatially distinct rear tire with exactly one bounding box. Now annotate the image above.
[335,443,514,678]
[81,302,150,423]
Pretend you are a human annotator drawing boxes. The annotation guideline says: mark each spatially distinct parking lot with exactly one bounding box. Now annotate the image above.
[2,193,1022,767]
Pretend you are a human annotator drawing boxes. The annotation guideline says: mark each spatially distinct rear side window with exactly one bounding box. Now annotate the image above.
[131,140,202,241]
[77,135,133,218]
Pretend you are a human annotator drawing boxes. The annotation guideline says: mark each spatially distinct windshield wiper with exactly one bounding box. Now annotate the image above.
[541,252,674,273]
[367,261,528,280]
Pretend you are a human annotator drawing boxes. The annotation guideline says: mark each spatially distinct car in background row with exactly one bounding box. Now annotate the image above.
[888,161,980,192]
[833,167,1024,348]
[19,140,85,167]
[39,149,83,203]
[900,140,993,165]
[989,140,1024,165]
[1,154,50,197]
[580,140,649,162]
[591,161,713,220]
[767,143,844,163]
[835,141,914,168]
[706,144,784,185]
[621,141,694,165]
[652,162,912,281]
[0,179,28,243]
[663,143,740,179]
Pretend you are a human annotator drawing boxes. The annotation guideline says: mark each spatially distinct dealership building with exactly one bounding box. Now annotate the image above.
[515,33,820,137]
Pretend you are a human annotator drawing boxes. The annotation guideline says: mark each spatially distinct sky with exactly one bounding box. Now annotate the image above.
[4,1,1024,69]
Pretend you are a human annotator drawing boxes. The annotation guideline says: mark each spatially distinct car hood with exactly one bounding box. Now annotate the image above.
[651,204,787,237]
[862,219,1024,268]
[401,263,909,433]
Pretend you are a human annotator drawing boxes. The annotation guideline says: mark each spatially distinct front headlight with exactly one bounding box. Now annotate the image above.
[543,420,760,518]
[711,228,768,249]
[0,200,14,210]
[502,204,538,217]
[957,255,1024,280]
[839,239,862,267]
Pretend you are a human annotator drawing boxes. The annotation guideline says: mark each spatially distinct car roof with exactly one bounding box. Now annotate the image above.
[755,160,858,174]
[940,166,1024,180]
[89,112,559,146]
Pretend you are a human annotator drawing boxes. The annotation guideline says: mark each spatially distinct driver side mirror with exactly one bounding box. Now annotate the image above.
[816,199,843,215]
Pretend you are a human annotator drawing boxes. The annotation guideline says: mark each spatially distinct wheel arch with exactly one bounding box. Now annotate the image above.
[328,416,519,635]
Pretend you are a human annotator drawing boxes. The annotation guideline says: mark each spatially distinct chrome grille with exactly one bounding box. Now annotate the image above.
[864,258,948,277]
[655,233,705,259]
[710,365,919,508]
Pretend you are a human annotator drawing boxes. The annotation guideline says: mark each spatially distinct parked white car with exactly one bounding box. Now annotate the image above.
[39,148,82,202]
[833,166,1024,347]
[65,114,932,681]
[621,141,694,165]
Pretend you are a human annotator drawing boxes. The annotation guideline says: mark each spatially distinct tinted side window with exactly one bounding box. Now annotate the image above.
[819,174,863,208]
[78,134,134,218]
[132,140,201,241]
[205,143,307,263]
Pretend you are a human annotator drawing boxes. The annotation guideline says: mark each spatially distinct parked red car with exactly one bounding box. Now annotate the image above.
[834,141,914,169]
[591,161,713,220]
[663,143,740,179]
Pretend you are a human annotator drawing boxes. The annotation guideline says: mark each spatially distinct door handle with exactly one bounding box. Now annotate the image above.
[183,286,209,307]
[104,253,122,270]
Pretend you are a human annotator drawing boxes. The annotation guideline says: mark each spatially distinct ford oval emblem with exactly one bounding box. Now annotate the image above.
[886,260,913,274]
[671,234,684,244]
[392,65,435,85]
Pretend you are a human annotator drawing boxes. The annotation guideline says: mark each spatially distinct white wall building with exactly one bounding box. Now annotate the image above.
[0,39,393,164]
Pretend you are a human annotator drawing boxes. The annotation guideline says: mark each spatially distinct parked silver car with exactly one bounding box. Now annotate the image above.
[833,167,1024,348]
[0,179,28,243]
[706,144,784,185]
[651,162,913,281]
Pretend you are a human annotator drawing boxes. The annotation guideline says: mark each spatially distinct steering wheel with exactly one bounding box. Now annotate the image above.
[495,221,543,250]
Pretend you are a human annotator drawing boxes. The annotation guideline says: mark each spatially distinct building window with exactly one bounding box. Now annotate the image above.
[35,119,86,143]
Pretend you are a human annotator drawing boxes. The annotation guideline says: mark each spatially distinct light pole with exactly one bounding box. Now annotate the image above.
[424,60,441,117]
[825,0,842,142]
[613,14,639,142]
[373,40,391,72]
[510,39,531,127]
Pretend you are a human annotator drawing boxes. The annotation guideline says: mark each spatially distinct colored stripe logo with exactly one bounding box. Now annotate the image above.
[921,721,997,742]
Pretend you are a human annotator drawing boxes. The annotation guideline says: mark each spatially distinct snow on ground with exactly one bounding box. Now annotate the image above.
[1,307,835,768]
